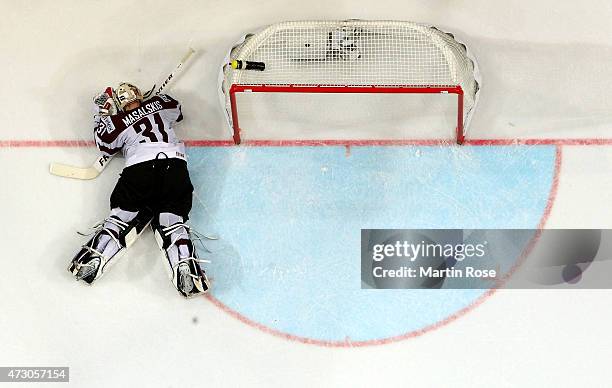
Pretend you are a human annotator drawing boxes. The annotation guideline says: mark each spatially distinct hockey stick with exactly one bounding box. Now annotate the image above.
[49,153,111,180]
[49,48,196,180]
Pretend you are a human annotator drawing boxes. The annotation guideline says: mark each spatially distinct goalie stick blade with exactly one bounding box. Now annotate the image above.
[49,163,100,180]
[49,154,111,180]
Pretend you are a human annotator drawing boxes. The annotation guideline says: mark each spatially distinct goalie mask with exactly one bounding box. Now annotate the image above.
[116,82,143,111]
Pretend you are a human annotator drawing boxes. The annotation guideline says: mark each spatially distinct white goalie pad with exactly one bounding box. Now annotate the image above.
[153,213,210,297]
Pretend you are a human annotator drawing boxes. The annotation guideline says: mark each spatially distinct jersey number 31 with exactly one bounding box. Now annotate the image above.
[134,113,169,143]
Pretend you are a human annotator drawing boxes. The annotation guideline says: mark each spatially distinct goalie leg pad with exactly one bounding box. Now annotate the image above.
[153,212,210,298]
[68,208,152,284]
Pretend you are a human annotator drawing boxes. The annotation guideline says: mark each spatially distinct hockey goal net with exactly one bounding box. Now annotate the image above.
[220,20,480,144]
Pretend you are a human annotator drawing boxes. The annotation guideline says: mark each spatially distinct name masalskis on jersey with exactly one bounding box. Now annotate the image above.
[121,100,164,126]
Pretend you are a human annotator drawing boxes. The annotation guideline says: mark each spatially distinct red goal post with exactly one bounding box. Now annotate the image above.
[221,20,480,144]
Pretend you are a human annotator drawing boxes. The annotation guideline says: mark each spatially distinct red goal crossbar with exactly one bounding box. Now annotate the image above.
[228,84,465,145]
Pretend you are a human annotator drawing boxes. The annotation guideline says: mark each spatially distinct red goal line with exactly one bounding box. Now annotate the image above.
[2,138,612,148]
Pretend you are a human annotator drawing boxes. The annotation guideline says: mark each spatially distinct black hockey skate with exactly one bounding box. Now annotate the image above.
[69,250,102,284]
[175,258,210,298]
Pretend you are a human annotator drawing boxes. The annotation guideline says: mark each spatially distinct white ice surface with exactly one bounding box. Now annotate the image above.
[1,1,612,387]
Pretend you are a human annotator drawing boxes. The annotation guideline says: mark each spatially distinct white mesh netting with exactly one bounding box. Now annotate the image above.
[220,20,480,141]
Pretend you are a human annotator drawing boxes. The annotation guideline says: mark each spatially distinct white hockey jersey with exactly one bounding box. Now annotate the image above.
[94,94,186,167]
